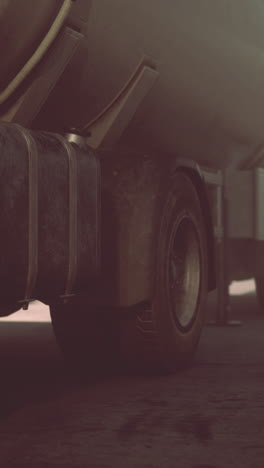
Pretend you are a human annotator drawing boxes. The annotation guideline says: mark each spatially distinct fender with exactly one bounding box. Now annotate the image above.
[96,152,216,308]
[171,157,216,291]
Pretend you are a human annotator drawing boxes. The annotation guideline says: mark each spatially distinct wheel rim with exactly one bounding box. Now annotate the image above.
[167,212,201,330]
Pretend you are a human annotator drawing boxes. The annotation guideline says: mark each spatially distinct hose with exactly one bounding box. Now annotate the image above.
[0,0,73,105]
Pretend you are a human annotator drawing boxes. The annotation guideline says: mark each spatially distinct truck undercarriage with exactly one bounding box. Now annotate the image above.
[1,0,264,373]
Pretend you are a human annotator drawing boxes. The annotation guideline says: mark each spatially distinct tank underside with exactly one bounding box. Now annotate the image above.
[1,1,264,170]
[33,0,264,171]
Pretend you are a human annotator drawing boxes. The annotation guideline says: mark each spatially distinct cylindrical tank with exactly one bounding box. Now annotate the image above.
[3,0,264,169]
[0,0,64,91]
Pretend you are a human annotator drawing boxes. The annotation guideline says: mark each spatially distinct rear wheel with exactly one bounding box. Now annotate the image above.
[50,172,208,375]
[120,172,208,373]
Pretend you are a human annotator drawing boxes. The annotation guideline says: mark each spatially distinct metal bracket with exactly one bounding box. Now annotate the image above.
[202,168,241,326]
[84,61,159,149]
[1,26,83,125]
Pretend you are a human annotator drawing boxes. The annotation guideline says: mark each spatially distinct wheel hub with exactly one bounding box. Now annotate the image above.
[168,213,201,330]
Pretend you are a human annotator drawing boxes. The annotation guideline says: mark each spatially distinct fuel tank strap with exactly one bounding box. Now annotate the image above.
[54,134,78,299]
[14,124,39,306]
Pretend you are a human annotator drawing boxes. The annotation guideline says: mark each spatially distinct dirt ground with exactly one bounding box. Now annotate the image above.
[0,282,263,468]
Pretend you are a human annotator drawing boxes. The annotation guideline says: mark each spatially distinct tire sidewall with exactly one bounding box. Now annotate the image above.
[153,172,208,367]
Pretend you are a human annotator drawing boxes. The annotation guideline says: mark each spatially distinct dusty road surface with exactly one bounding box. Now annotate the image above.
[0,282,264,468]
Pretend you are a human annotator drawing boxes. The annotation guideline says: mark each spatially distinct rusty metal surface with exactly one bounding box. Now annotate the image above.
[0,124,100,307]
[98,150,167,306]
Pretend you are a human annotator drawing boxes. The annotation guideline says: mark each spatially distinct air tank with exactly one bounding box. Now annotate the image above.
[2,0,264,170]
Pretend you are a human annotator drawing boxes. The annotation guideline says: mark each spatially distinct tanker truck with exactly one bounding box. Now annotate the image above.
[0,0,264,374]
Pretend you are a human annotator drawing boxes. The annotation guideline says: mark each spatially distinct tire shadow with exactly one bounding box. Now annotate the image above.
[0,320,74,420]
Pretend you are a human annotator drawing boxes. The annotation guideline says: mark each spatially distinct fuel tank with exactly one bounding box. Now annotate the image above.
[0,123,100,308]
[3,0,264,169]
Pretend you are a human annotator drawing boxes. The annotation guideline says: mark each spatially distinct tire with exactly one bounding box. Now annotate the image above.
[50,299,120,376]
[120,172,208,373]
[51,172,208,376]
